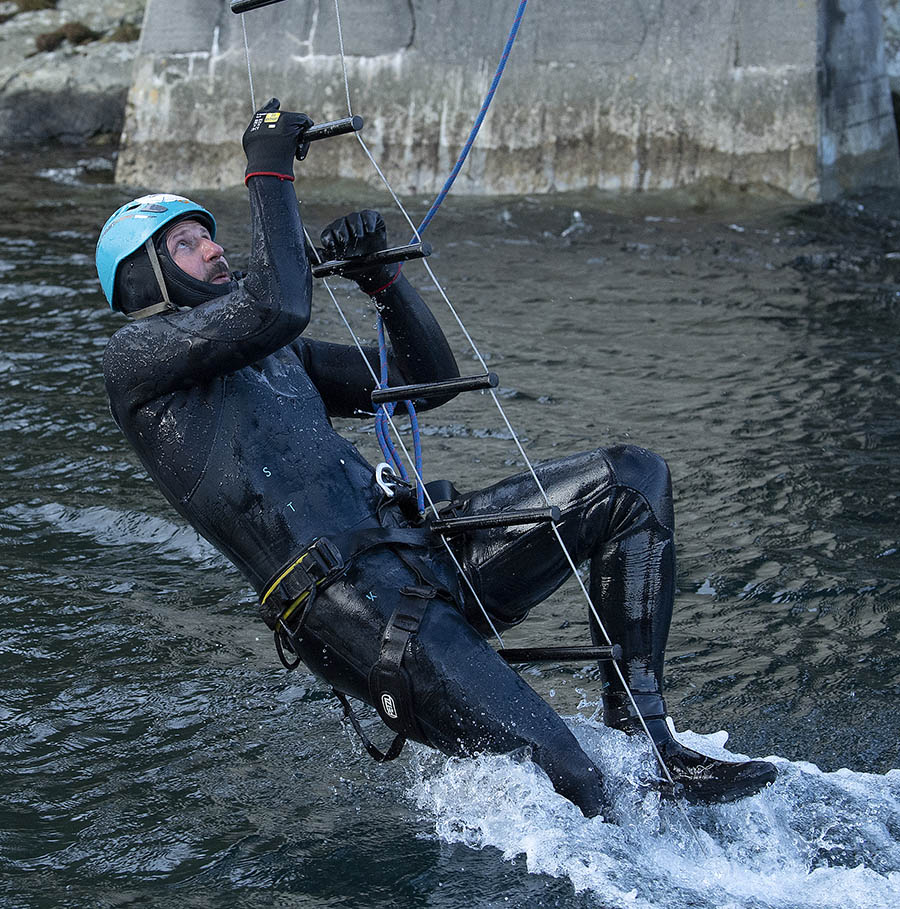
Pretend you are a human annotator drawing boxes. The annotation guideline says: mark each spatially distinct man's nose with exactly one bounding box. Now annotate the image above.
[201,238,225,259]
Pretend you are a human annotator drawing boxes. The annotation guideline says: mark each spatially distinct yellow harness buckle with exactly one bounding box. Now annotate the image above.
[260,538,345,669]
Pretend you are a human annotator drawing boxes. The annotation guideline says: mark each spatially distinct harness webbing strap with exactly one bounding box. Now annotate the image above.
[144,237,173,307]
[127,301,175,320]
[368,596,430,740]
[333,690,407,763]
[331,525,429,560]
[423,478,461,505]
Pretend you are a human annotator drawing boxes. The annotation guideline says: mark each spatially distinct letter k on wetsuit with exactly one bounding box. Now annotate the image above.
[98,100,776,817]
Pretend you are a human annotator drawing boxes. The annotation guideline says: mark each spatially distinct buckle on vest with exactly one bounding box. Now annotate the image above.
[300,536,344,583]
[264,537,346,671]
[261,537,345,632]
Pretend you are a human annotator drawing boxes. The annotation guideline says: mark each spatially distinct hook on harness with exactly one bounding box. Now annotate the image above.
[375,461,399,498]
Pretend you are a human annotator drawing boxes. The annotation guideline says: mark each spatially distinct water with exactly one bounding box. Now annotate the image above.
[1,146,899,908]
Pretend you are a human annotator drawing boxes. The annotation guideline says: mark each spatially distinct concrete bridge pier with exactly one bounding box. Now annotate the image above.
[115,0,900,200]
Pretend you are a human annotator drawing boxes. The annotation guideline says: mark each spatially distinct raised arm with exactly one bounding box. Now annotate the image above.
[298,211,460,418]
[105,100,314,410]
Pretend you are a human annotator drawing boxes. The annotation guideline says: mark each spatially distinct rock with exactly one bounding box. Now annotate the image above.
[0,0,145,146]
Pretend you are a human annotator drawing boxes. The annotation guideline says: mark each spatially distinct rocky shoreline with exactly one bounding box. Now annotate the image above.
[0,0,145,146]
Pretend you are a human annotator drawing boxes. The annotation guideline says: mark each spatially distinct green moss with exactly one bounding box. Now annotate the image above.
[34,21,100,53]
[106,22,141,43]
[16,0,59,11]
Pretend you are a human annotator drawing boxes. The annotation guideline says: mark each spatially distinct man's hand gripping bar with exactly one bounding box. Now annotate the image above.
[311,243,432,279]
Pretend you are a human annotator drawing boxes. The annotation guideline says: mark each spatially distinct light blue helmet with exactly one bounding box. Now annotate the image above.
[95,193,217,310]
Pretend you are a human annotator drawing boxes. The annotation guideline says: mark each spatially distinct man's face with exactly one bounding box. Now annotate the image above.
[165,219,230,284]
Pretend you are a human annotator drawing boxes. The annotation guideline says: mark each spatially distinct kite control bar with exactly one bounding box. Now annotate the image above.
[304,115,364,143]
[431,505,559,535]
[498,644,623,664]
[311,242,431,279]
[371,372,498,407]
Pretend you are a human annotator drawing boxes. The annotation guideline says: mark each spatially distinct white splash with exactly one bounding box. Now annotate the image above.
[409,717,900,908]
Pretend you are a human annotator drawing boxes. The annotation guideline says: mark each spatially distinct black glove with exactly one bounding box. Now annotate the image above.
[242,98,313,184]
[319,209,399,295]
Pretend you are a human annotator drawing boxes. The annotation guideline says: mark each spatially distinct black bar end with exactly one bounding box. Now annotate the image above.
[232,0,286,14]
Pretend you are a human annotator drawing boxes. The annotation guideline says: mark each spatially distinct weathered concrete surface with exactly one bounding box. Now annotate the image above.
[883,0,900,88]
[819,0,899,197]
[0,0,145,145]
[114,0,899,200]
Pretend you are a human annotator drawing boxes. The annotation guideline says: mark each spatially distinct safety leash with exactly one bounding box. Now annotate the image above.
[370,0,527,514]
[415,0,528,236]
[374,307,425,513]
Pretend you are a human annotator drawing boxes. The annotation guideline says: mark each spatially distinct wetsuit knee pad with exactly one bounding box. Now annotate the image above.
[606,444,674,530]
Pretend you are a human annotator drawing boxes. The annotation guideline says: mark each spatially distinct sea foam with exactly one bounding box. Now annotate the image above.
[410,717,900,908]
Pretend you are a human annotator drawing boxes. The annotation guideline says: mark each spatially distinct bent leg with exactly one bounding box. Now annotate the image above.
[450,445,676,716]
[451,446,776,802]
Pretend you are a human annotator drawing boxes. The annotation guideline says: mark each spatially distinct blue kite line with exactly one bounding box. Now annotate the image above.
[415,0,528,237]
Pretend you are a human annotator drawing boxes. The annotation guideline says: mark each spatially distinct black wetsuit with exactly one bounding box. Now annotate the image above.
[104,176,678,816]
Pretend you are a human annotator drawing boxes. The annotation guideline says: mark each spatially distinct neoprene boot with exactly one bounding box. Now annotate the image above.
[601,690,778,803]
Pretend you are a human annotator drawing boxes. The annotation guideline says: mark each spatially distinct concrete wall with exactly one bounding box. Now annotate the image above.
[882,0,900,90]
[114,0,900,200]
[819,0,899,198]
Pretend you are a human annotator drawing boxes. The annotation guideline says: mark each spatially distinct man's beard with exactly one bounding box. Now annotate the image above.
[206,261,231,283]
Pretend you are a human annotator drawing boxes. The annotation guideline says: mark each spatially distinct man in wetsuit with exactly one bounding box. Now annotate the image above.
[96,99,776,817]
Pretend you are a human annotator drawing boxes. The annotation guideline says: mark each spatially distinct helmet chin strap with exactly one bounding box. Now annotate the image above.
[128,238,177,320]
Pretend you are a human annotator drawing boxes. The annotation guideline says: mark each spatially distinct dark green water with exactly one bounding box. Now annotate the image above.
[1,147,898,908]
